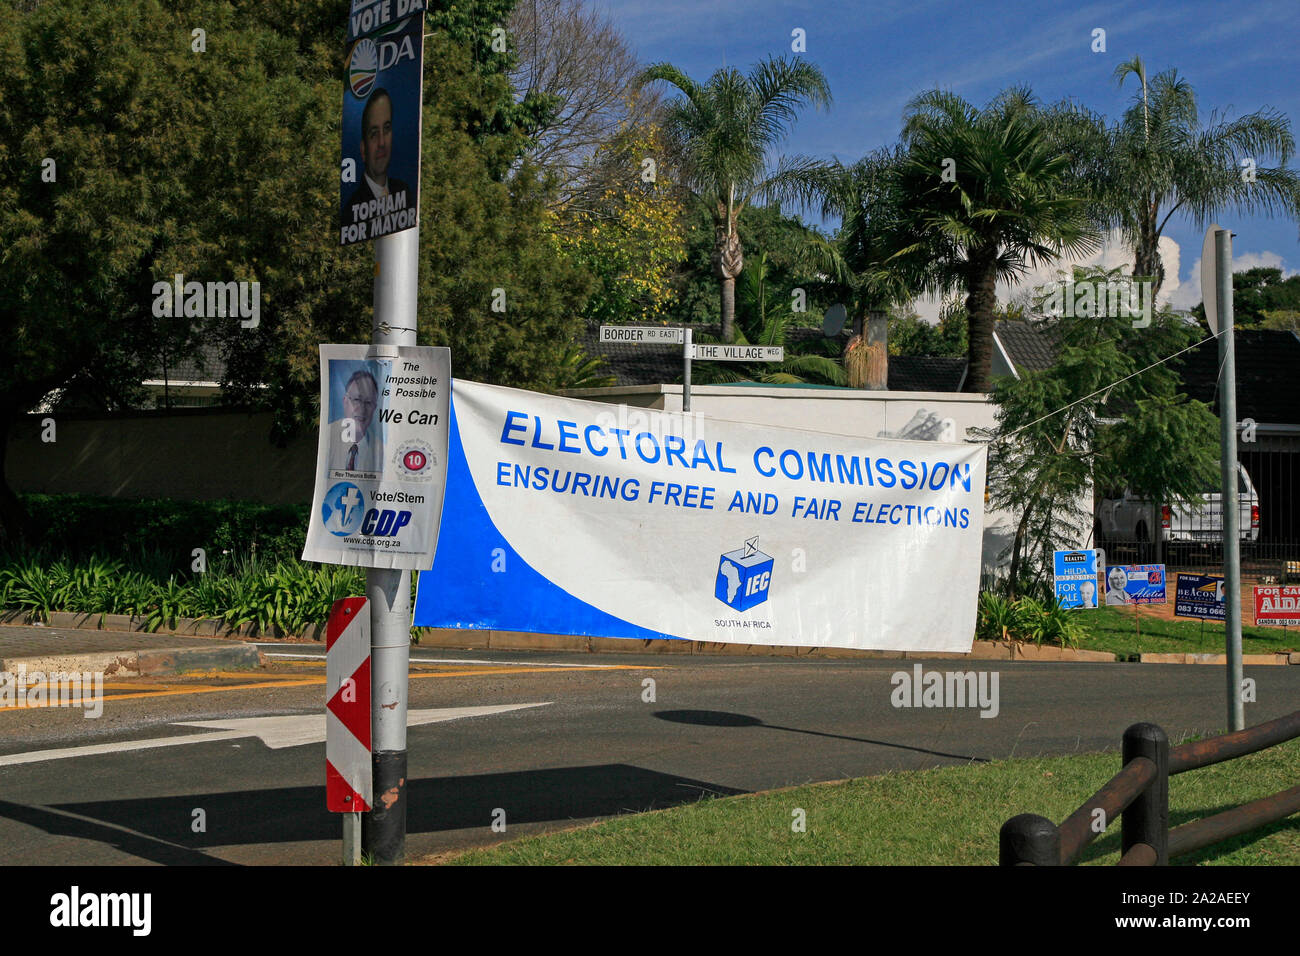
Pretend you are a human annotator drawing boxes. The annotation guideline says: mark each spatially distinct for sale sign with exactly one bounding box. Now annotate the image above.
[1105,564,1166,605]
[1254,585,1300,627]
[1174,573,1226,621]
[1053,549,1099,608]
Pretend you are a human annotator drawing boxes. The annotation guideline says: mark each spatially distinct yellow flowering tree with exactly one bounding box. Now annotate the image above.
[554,124,687,325]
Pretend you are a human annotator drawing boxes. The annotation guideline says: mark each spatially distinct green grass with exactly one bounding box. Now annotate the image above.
[443,737,1300,865]
[1075,606,1298,658]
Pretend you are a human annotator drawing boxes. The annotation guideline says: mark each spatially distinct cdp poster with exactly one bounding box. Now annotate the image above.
[303,344,450,569]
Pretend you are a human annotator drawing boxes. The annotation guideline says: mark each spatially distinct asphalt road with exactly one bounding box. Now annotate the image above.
[1,646,1297,865]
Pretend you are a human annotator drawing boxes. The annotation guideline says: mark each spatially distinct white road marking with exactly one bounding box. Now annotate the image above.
[254,649,622,668]
[0,703,551,768]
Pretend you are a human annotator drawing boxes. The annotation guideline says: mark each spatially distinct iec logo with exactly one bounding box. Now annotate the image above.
[322,481,366,537]
[715,536,774,612]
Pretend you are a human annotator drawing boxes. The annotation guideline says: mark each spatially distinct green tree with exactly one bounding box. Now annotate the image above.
[638,56,832,343]
[888,298,969,358]
[885,88,1099,394]
[1058,57,1300,297]
[0,0,589,545]
[691,250,845,386]
[1191,266,1300,329]
[674,201,841,327]
[817,148,917,333]
[0,0,341,542]
[552,123,687,325]
[982,266,1220,596]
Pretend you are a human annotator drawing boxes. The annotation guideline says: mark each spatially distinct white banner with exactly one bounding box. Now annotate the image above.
[414,380,987,651]
[302,344,450,569]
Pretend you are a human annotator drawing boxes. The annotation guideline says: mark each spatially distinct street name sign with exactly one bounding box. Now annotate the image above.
[599,326,685,345]
[692,344,784,362]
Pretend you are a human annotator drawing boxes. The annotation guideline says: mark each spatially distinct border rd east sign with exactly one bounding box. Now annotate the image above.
[600,326,685,345]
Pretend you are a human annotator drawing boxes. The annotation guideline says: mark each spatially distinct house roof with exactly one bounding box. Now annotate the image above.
[146,341,227,385]
[1170,329,1300,423]
[994,320,1060,376]
[887,356,967,392]
[994,321,1300,424]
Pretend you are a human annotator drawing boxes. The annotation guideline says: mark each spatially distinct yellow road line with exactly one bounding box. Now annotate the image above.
[0,662,662,709]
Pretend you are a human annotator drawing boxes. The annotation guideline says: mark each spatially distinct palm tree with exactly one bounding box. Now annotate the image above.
[687,250,846,386]
[885,87,1099,392]
[638,56,832,342]
[1057,57,1300,298]
[817,147,917,328]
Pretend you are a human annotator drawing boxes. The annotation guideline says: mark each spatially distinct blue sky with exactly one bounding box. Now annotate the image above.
[595,0,1300,312]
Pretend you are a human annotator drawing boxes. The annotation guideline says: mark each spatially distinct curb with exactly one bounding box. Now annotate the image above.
[409,629,1120,663]
[8,610,1297,666]
[1138,652,1300,666]
[0,642,264,678]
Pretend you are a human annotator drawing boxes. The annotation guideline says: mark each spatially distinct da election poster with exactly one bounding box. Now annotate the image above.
[302,345,450,569]
[413,380,988,651]
[339,3,424,247]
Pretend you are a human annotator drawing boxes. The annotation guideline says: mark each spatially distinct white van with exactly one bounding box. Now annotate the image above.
[1095,463,1260,559]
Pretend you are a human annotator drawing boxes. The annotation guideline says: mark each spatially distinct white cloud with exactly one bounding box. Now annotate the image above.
[905,229,1180,323]
[897,235,1296,325]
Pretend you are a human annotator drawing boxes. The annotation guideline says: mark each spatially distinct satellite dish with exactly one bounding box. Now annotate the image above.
[822,303,847,337]
[1201,224,1222,335]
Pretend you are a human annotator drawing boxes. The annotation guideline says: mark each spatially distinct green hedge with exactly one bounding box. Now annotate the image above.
[0,552,364,634]
[20,493,310,569]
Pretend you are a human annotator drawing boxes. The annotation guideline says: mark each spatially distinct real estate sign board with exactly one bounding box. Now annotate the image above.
[1053,549,1099,609]
[1174,573,1226,621]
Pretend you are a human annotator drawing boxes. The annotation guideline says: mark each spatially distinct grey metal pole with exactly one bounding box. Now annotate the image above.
[1216,228,1244,733]
[342,810,361,866]
[683,327,693,413]
[362,225,419,863]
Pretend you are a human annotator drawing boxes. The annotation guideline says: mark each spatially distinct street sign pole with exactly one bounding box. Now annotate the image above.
[326,597,371,866]
[362,226,419,863]
[1214,227,1244,732]
[683,327,693,413]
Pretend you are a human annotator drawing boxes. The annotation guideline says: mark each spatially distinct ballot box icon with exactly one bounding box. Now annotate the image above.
[715,536,774,611]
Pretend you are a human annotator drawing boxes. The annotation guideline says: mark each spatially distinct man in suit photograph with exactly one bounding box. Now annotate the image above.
[347,88,408,219]
[330,368,384,474]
